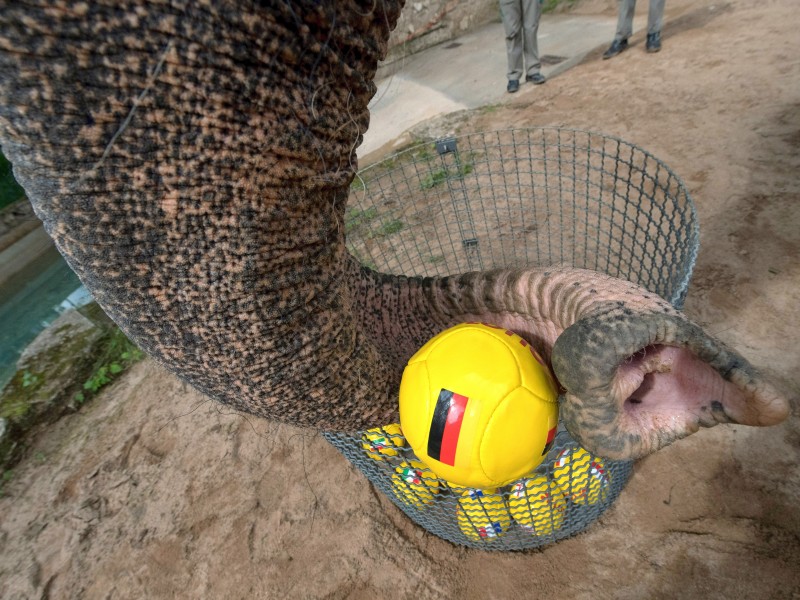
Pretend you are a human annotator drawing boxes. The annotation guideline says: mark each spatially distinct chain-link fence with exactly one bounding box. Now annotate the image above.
[324,128,699,550]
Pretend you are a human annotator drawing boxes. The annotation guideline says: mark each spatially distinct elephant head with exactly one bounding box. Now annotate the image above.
[0,1,790,460]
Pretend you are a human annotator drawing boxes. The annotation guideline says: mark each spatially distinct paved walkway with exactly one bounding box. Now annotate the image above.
[360,12,647,158]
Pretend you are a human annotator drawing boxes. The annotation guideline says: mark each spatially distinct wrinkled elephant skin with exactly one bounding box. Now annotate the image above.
[0,1,790,460]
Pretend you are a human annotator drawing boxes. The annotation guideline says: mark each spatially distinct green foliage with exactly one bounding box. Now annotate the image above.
[414,146,435,161]
[420,161,474,190]
[0,314,145,475]
[344,206,379,234]
[0,150,25,210]
[375,219,404,237]
[542,0,577,13]
[420,169,448,190]
[73,328,144,406]
[21,370,40,389]
[82,366,112,393]
[345,206,404,240]
[0,469,12,497]
[1,370,44,420]
[381,157,398,170]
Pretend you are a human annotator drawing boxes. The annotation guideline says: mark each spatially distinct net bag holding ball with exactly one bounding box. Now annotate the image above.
[323,128,699,551]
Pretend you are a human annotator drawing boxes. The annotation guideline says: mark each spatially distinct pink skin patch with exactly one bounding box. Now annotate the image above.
[616,344,760,436]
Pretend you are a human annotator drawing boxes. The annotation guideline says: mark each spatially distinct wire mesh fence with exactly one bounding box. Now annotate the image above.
[324,127,699,550]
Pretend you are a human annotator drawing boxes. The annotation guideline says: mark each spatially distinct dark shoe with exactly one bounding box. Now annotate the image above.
[646,32,662,53]
[507,79,520,93]
[526,73,546,85]
[602,38,628,60]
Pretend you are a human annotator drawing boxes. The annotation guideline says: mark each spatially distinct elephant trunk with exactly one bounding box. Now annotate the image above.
[553,308,790,459]
[359,266,790,457]
[355,266,672,366]
[0,1,789,455]
[0,1,406,429]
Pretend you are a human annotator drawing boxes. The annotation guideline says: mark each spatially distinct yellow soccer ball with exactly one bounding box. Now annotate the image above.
[456,488,512,541]
[399,323,559,488]
[391,460,440,508]
[508,475,567,536]
[361,423,405,461]
[552,447,611,505]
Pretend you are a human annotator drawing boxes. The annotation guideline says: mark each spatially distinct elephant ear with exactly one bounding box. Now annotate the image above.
[552,308,790,460]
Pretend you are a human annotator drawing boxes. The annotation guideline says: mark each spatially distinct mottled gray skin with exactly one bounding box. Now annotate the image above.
[0,1,790,460]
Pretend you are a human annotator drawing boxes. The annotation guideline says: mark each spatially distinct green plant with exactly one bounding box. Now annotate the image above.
[542,0,577,13]
[420,168,448,190]
[345,206,379,234]
[0,150,26,210]
[21,370,40,389]
[73,329,144,405]
[419,161,474,190]
[375,219,404,237]
[83,365,113,393]
[0,469,12,497]
[414,146,434,161]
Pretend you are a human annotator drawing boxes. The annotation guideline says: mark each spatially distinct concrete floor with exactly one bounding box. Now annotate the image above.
[360,13,650,158]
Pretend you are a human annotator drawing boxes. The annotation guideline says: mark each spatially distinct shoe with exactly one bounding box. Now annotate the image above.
[602,38,628,60]
[526,73,546,85]
[646,32,662,53]
[507,79,520,93]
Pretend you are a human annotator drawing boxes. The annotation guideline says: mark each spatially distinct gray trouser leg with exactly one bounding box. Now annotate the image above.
[501,0,524,80]
[501,0,541,80]
[615,0,666,41]
[647,0,665,34]
[522,0,542,76]
[614,0,636,41]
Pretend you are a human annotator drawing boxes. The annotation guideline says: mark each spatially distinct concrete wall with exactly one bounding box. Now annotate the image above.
[382,0,500,73]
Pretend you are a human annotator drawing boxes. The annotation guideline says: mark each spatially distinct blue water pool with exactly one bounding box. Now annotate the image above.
[0,243,91,388]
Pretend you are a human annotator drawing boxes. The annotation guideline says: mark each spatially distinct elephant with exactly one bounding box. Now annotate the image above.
[0,1,790,461]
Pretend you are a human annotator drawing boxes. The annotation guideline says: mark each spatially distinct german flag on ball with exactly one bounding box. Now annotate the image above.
[427,389,557,468]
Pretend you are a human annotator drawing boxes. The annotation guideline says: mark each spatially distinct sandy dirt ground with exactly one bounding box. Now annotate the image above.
[1,0,799,598]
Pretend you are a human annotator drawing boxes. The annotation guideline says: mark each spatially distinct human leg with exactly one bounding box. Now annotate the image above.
[500,0,524,83]
[614,0,636,42]
[645,0,665,52]
[647,0,665,34]
[603,0,634,59]
[521,0,542,78]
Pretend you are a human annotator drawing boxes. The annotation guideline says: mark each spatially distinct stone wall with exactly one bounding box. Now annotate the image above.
[382,0,500,72]
[0,310,107,470]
